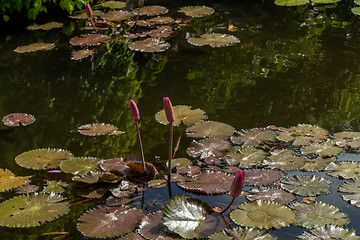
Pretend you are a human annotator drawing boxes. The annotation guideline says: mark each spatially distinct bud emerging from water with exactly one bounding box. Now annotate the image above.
[230,170,245,198]
[130,100,140,121]
[163,97,175,124]
[85,3,93,19]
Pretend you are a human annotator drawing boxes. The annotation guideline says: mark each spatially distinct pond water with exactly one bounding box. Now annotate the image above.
[1,0,360,239]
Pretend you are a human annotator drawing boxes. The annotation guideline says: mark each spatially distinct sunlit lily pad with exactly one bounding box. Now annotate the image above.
[325,161,360,179]
[0,194,69,227]
[78,123,118,136]
[208,227,277,240]
[230,200,296,229]
[177,166,201,177]
[15,148,73,170]
[26,22,63,30]
[100,157,128,173]
[77,205,144,238]
[15,43,55,53]
[0,168,30,192]
[178,6,215,17]
[162,195,213,239]
[280,175,332,196]
[297,225,360,240]
[2,113,36,127]
[133,5,169,16]
[225,147,266,168]
[186,121,235,138]
[301,141,342,157]
[244,169,283,186]
[16,184,39,194]
[70,34,110,46]
[110,180,138,198]
[147,179,167,188]
[102,10,134,21]
[289,201,349,229]
[187,138,232,159]
[72,170,106,184]
[352,7,360,15]
[118,232,145,240]
[230,128,276,147]
[60,157,103,176]
[263,154,306,171]
[71,49,94,60]
[276,124,328,145]
[339,179,360,193]
[311,0,341,3]
[166,158,192,169]
[42,181,68,194]
[147,26,175,38]
[148,16,174,24]
[299,156,336,172]
[177,170,233,194]
[274,0,309,6]
[156,105,207,126]
[129,38,170,52]
[332,132,360,147]
[187,33,240,48]
[246,187,296,204]
[341,193,360,207]
[96,1,126,9]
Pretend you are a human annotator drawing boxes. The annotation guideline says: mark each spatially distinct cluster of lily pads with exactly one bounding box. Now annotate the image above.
[14,1,240,59]
[2,101,360,239]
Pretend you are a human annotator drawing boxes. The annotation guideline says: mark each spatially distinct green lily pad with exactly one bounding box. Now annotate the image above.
[162,195,213,239]
[225,147,266,168]
[78,123,118,136]
[339,179,360,193]
[129,38,170,52]
[26,22,63,30]
[289,201,349,229]
[280,175,332,196]
[42,181,68,194]
[208,227,277,240]
[230,128,276,147]
[246,187,296,204]
[15,148,73,170]
[187,138,232,159]
[301,142,342,157]
[178,6,215,17]
[133,5,168,16]
[274,0,309,6]
[299,156,336,172]
[325,161,360,179]
[71,49,94,60]
[102,10,134,21]
[276,124,328,146]
[263,154,306,171]
[0,168,30,192]
[355,0,360,5]
[244,169,283,186]
[2,113,36,127]
[230,200,296,229]
[297,225,360,240]
[14,43,55,53]
[311,0,341,3]
[187,33,240,48]
[0,194,69,227]
[155,105,207,126]
[166,158,192,169]
[186,121,235,138]
[96,1,126,9]
[60,157,103,176]
[332,132,360,147]
[77,205,144,238]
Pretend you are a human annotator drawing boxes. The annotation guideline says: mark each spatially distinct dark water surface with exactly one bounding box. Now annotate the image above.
[1,0,360,239]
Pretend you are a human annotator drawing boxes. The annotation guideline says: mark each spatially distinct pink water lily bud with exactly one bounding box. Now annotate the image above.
[230,170,245,198]
[130,100,140,121]
[47,170,63,174]
[85,3,93,18]
[163,97,175,124]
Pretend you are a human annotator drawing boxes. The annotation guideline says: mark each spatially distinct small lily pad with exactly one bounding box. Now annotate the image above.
[26,22,63,30]
[100,158,128,173]
[325,161,360,179]
[166,158,192,169]
[230,200,296,229]
[276,124,328,146]
[133,5,168,16]
[311,0,341,3]
[244,169,283,186]
[352,7,360,15]
[78,123,118,136]
[186,121,235,138]
[96,1,126,9]
[102,10,134,21]
[187,33,240,48]
[280,175,332,196]
[230,128,276,147]
[16,185,39,194]
[208,227,277,240]
[246,187,296,204]
[2,113,36,127]
[299,156,336,172]
[274,0,309,6]
[297,225,360,240]
[225,147,266,168]
[177,166,201,177]
[332,132,360,147]
[339,179,360,193]
[60,157,103,176]
[15,43,55,53]
[263,154,306,171]
[156,105,207,126]
[301,142,342,157]
[178,6,215,17]
[71,49,94,60]
[42,181,68,194]
[148,16,174,24]
[147,179,167,188]
[15,148,73,170]
[70,34,110,46]
[129,38,170,52]
[0,168,30,192]
[341,193,360,207]
[187,138,232,159]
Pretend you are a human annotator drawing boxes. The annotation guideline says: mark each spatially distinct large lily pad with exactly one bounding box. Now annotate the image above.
[77,205,144,238]
[280,175,332,196]
[339,179,360,193]
[230,200,296,229]
[15,148,73,170]
[263,154,306,171]
[178,6,215,17]
[26,22,63,30]
[102,10,134,21]
[208,227,277,240]
[155,105,207,126]
[2,113,36,127]
[186,138,232,159]
[162,195,213,239]
[78,123,118,136]
[187,33,240,48]
[301,141,342,157]
[297,225,360,240]
[276,124,328,145]
[246,187,296,204]
[244,169,283,186]
[289,201,349,229]
[15,43,55,53]
[0,194,69,227]
[332,132,360,148]
[96,1,126,9]
[341,193,360,207]
[0,168,30,192]
[225,147,266,168]
[325,161,360,179]
[230,128,276,147]
[299,156,336,172]
[186,121,235,138]
[274,0,309,6]
[70,34,110,46]
[60,157,103,176]
[133,5,168,16]
[129,38,170,52]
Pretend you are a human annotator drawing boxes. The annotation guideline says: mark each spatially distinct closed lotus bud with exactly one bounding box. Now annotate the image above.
[85,3,93,18]
[163,97,175,124]
[130,100,140,121]
[230,170,245,198]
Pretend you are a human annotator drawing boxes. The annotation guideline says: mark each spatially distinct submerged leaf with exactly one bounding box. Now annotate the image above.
[325,161,360,179]
[15,43,55,53]
[297,225,360,240]
[187,33,240,48]
[178,6,215,17]
[187,138,232,159]
[186,121,235,138]
[208,227,277,240]
[78,123,118,136]
[246,187,296,204]
[156,105,207,126]
[280,175,332,196]
[2,113,36,127]
[0,168,30,192]
[129,38,170,52]
[230,128,276,146]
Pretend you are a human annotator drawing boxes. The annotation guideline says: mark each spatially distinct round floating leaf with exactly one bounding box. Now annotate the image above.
[70,34,110,46]
[230,200,296,229]
[26,22,63,30]
[78,182,111,198]
[133,5,168,16]
[147,179,167,188]
[42,181,68,194]
[60,157,103,176]
[356,0,360,5]
[311,0,341,3]
[325,161,360,179]
[339,179,360,193]
[77,205,144,238]
[208,227,277,240]
[246,187,296,204]
[225,147,266,168]
[301,142,342,157]
[70,10,103,19]
[110,180,138,198]
[15,148,73,170]
[178,6,215,17]
[156,105,207,126]
[187,33,240,48]
[352,7,360,15]
[341,193,360,207]
[15,43,55,53]
[332,132,360,147]
[129,38,170,52]
[166,158,192,169]
[162,195,213,239]
[96,1,126,9]
[100,158,128,174]
[72,170,106,184]
[2,113,36,127]
[289,201,348,229]
[186,121,235,138]
[187,138,232,159]
[299,156,336,172]
[297,225,360,240]
[276,124,328,146]
[118,232,145,240]
[102,10,134,21]
[148,16,174,24]
[177,170,233,194]
[0,168,30,192]
[16,185,39,194]
[274,0,309,6]
[177,166,201,177]
[78,123,118,136]
[280,175,332,196]
[263,154,305,171]
[0,194,69,227]
[244,169,283,186]
[127,161,158,176]
[71,49,94,60]
[230,128,276,147]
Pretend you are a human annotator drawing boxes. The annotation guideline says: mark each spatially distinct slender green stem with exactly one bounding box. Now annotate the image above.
[167,123,173,197]
[220,197,235,214]
[135,121,146,174]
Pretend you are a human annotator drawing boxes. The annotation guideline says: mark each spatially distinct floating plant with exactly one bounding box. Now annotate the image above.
[59,157,103,176]
[110,180,138,198]
[132,5,169,16]
[297,225,360,240]
[2,113,36,127]
[155,105,207,127]
[178,6,215,18]
[276,124,328,146]
[147,26,175,38]
[102,10,134,22]
[339,179,360,207]
[0,168,30,192]
[301,141,342,157]
[208,227,277,240]
[147,179,167,188]
[14,43,55,53]
[78,123,118,136]
[300,156,336,171]
[187,138,232,159]
[186,121,235,138]
[15,184,39,194]
[280,175,332,196]
[325,161,360,179]
[244,169,283,186]
[129,38,170,52]
[230,128,277,147]
[225,147,266,168]
[26,21,63,30]
[177,165,201,177]
[263,153,306,171]
[78,182,111,198]
[99,157,128,173]
[148,16,174,24]
[71,49,94,60]
[246,187,296,204]
[69,34,110,46]
[166,158,192,169]
[95,1,127,9]
[332,132,360,148]
[187,33,240,48]
[69,9,103,19]
[274,0,309,6]
[42,180,68,194]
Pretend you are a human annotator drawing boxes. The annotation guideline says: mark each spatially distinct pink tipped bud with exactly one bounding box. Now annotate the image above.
[230,170,245,198]
[130,100,140,121]
[85,3,93,18]
[163,97,175,124]
[47,170,63,174]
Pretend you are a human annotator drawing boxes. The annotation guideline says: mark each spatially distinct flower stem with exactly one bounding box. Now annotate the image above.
[135,121,146,174]
[220,197,235,214]
[167,123,173,197]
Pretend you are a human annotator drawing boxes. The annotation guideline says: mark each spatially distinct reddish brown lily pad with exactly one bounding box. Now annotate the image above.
[26,22,63,30]
[187,138,232,159]
[15,43,55,53]
[246,187,296,204]
[244,169,283,186]
[129,38,170,52]
[133,5,169,16]
[2,113,36,127]
[230,128,276,146]
[71,49,94,60]
[102,10,134,21]
[70,34,110,46]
